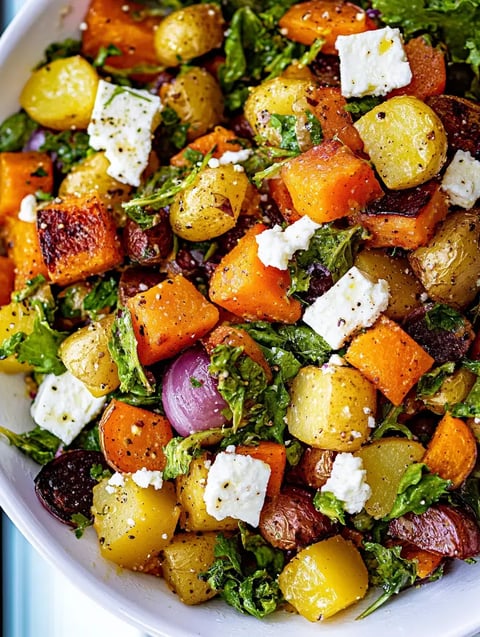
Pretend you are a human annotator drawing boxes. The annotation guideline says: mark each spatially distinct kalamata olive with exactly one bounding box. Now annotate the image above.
[34,449,110,527]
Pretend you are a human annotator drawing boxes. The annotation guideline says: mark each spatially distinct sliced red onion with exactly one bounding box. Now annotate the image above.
[162,346,228,436]
[23,128,46,152]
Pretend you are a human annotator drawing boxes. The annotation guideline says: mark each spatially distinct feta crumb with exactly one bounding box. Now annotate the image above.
[87,80,161,187]
[336,26,411,98]
[203,452,271,527]
[18,194,37,222]
[106,471,126,493]
[321,452,371,514]
[131,467,164,490]
[441,149,480,209]
[303,266,390,349]
[256,215,321,269]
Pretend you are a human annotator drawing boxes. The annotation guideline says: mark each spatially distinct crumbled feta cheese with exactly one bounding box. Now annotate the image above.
[321,452,371,514]
[18,194,37,222]
[441,149,480,209]
[88,80,161,187]
[30,371,106,445]
[256,215,321,270]
[131,467,164,490]
[105,471,126,493]
[336,26,412,98]
[303,266,390,349]
[203,452,271,527]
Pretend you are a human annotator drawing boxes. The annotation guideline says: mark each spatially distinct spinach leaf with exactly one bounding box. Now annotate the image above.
[163,427,233,480]
[0,111,37,152]
[40,38,82,65]
[83,276,119,319]
[372,405,413,439]
[160,106,190,150]
[416,361,456,399]
[313,490,347,524]
[40,130,92,174]
[450,358,480,417]
[425,304,465,332]
[0,425,61,465]
[108,308,155,396]
[201,524,284,618]
[383,463,451,520]
[359,542,417,618]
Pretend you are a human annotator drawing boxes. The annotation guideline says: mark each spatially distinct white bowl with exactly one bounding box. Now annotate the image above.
[1,2,480,636]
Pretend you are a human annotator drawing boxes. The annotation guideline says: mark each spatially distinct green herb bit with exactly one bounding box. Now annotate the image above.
[93,44,122,67]
[358,542,417,619]
[71,513,93,539]
[0,425,61,465]
[0,111,37,152]
[163,428,232,480]
[313,490,347,524]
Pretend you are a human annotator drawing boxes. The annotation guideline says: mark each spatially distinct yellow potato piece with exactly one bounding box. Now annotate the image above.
[286,364,376,452]
[0,300,36,373]
[354,95,447,189]
[355,437,425,519]
[278,535,369,621]
[20,55,99,130]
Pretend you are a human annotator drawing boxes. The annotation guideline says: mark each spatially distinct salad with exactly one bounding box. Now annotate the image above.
[2,0,480,625]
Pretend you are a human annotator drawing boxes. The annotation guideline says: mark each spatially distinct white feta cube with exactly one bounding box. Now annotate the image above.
[30,371,106,444]
[131,467,164,490]
[88,80,161,187]
[321,452,371,514]
[441,149,480,209]
[18,194,37,223]
[256,215,320,270]
[303,266,389,349]
[336,26,412,98]
[203,451,271,527]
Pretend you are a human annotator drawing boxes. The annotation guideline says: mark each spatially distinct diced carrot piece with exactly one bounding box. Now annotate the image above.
[5,217,49,289]
[281,140,383,223]
[81,0,159,73]
[170,126,243,167]
[36,195,123,286]
[388,36,446,101]
[99,398,173,473]
[268,176,302,224]
[345,315,434,405]
[203,324,272,382]
[127,274,219,366]
[356,179,449,249]
[279,0,376,55]
[308,86,364,153]
[235,441,287,496]
[423,412,477,489]
[208,224,302,324]
[0,152,53,222]
[0,256,15,305]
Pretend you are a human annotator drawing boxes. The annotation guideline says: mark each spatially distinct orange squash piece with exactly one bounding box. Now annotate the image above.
[170,126,243,167]
[268,176,302,224]
[345,315,434,405]
[394,540,444,580]
[0,255,15,305]
[5,217,48,290]
[356,179,449,249]
[127,274,220,366]
[81,0,159,73]
[208,224,302,324]
[308,86,364,153]
[0,152,53,222]
[235,441,287,496]
[36,195,123,286]
[278,0,376,55]
[281,140,383,223]
[423,412,477,489]
[389,36,446,101]
[99,398,173,473]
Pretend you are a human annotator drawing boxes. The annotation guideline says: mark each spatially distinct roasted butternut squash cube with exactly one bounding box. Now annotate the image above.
[5,216,48,290]
[356,179,449,249]
[0,152,53,222]
[281,140,383,223]
[36,195,123,286]
[345,315,435,405]
[81,0,159,74]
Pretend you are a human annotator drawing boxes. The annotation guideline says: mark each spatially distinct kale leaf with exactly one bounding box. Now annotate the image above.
[0,425,61,465]
[0,111,37,152]
[40,130,92,174]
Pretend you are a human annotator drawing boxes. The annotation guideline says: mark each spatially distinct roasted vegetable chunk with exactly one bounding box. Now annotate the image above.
[36,195,123,286]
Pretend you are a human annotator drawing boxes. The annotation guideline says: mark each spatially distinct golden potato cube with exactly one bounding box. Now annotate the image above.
[59,314,120,397]
[278,535,369,621]
[92,477,180,570]
[354,95,447,189]
[161,531,219,605]
[176,454,238,532]
[355,437,425,519]
[0,300,36,373]
[286,364,376,452]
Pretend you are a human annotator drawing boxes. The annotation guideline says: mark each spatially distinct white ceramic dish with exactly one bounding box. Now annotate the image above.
[1,1,480,635]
